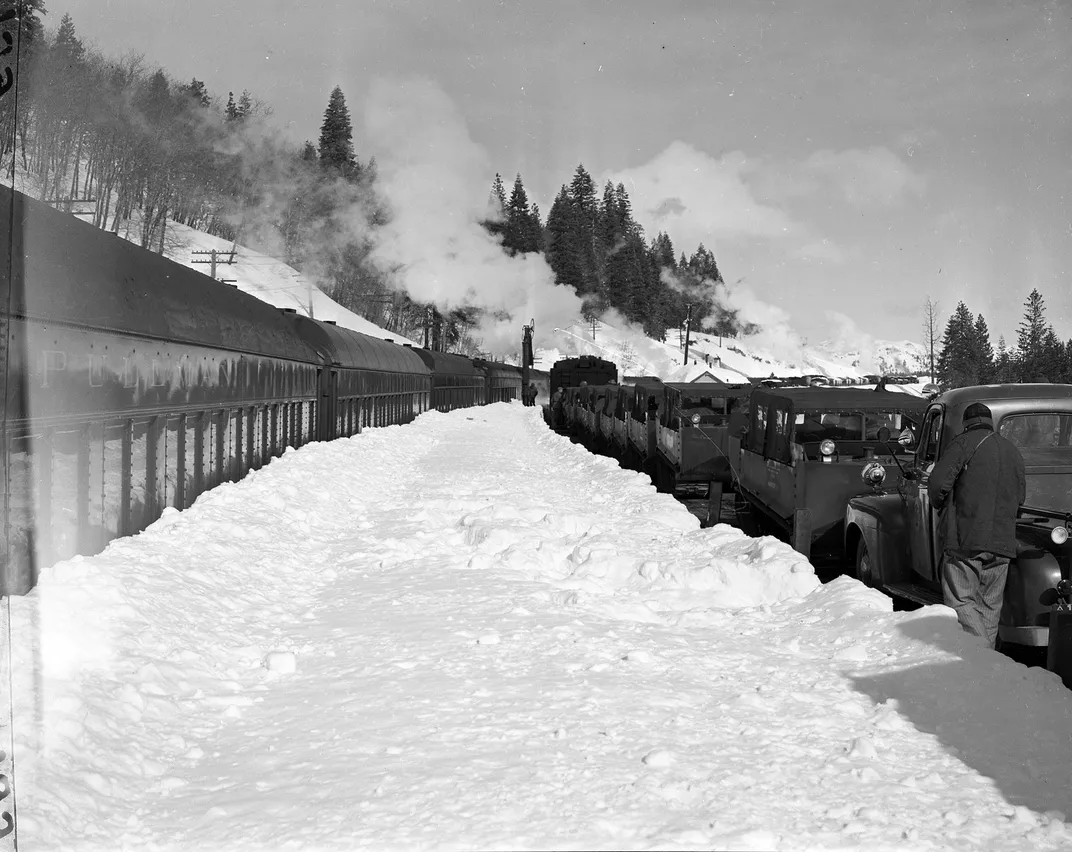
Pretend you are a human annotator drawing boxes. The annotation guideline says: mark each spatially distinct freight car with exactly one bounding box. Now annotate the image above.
[0,185,518,594]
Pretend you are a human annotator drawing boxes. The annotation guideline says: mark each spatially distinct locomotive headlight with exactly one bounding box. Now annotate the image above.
[691,413,701,425]
[861,461,887,487]
[1052,526,1069,545]
[819,439,836,456]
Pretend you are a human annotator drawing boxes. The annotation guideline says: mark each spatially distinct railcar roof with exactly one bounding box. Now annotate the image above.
[411,348,480,376]
[753,386,929,409]
[473,359,522,378]
[284,315,430,374]
[4,185,322,362]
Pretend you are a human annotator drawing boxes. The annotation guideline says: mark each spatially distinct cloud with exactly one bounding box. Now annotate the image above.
[804,146,925,206]
[604,141,799,252]
[793,239,848,264]
[363,77,584,354]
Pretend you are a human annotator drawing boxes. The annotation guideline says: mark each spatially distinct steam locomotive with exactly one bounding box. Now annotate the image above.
[0,185,539,594]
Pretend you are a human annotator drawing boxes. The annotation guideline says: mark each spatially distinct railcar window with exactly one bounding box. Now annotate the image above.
[164,417,181,510]
[1000,413,1072,449]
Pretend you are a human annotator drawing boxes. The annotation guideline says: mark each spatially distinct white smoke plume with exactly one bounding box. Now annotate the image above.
[364,77,583,355]
[706,279,808,367]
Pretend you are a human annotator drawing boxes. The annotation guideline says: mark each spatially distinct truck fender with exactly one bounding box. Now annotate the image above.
[844,494,911,585]
[1003,545,1061,633]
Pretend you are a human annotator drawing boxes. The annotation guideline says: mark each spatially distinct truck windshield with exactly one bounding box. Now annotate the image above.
[795,409,920,442]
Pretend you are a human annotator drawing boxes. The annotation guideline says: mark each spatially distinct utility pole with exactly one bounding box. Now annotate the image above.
[682,304,693,365]
[191,248,237,281]
[590,315,598,341]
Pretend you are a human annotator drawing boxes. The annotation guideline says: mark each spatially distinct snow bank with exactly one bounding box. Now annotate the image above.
[10,404,1072,851]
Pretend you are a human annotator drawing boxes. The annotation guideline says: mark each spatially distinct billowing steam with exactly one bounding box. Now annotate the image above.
[364,77,583,355]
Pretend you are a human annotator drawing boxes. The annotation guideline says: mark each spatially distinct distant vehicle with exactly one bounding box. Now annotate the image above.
[845,384,1072,648]
[733,386,928,557]
[651,382,752,522]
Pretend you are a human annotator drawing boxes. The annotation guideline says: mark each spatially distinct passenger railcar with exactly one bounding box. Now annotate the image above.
[280,313,431,438]
[0,185,516,594]
[473,358,523,403]
[411,349,485,411]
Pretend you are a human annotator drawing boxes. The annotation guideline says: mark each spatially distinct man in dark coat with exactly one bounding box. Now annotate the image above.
[927,402,1026,647]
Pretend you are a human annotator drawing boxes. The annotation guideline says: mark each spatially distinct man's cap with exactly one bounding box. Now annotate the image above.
[963,402,994,429]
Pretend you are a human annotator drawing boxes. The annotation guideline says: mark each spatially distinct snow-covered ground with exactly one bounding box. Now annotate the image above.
[11,404,1072,851]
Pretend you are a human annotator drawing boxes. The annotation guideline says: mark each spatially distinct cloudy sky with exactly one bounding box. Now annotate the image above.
[51,0,1072,347]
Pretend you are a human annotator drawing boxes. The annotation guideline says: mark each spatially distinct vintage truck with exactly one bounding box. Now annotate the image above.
[650,382,752,521]
[734,386,928,557]
[844,384,1072,648]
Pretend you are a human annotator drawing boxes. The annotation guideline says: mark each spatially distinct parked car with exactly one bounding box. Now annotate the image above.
[735,386,928,557]
[845,384,1072,648]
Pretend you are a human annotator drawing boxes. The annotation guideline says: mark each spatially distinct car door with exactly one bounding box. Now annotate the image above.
[906,405,943,581]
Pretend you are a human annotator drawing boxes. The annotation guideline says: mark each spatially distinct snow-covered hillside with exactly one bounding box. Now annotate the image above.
[150,221,420,347]
[538,319,931,390]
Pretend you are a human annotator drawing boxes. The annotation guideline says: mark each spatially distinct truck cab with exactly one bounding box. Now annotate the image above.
[846,384,1072,647]
[737,386,927,557]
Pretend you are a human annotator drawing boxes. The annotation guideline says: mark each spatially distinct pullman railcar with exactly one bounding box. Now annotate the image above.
[0,186,446,595]
[410,349,485,411]
[0,184,331,593]
[280,312,431,438]
[473,358,523,403]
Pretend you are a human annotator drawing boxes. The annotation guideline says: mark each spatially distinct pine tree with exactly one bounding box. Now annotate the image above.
[568,164,601,296]
[937,302,978,389]
[236,90,252,120]
[318,85,357,177]
[1017,289,1050,382]
[504,174,536,255]
[1040,328,1064,382]
[526,201,544,253]
[54,13,84,65]
[971,314,994,384]
[481,173,507,242]
[994,336,1015,383]
[182,78,210,108]
[546,185,583,292]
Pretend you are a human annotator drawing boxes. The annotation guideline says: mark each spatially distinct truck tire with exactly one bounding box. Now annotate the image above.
[855,537,875,587]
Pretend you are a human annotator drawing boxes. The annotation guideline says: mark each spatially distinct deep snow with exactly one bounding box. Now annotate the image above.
[10,404,1072,851]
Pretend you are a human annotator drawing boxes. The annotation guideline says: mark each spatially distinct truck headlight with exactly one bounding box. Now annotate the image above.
[862,461,886,487]
[1052,526,1069,545]
[820,439,836,457]
[691,413,701,425]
